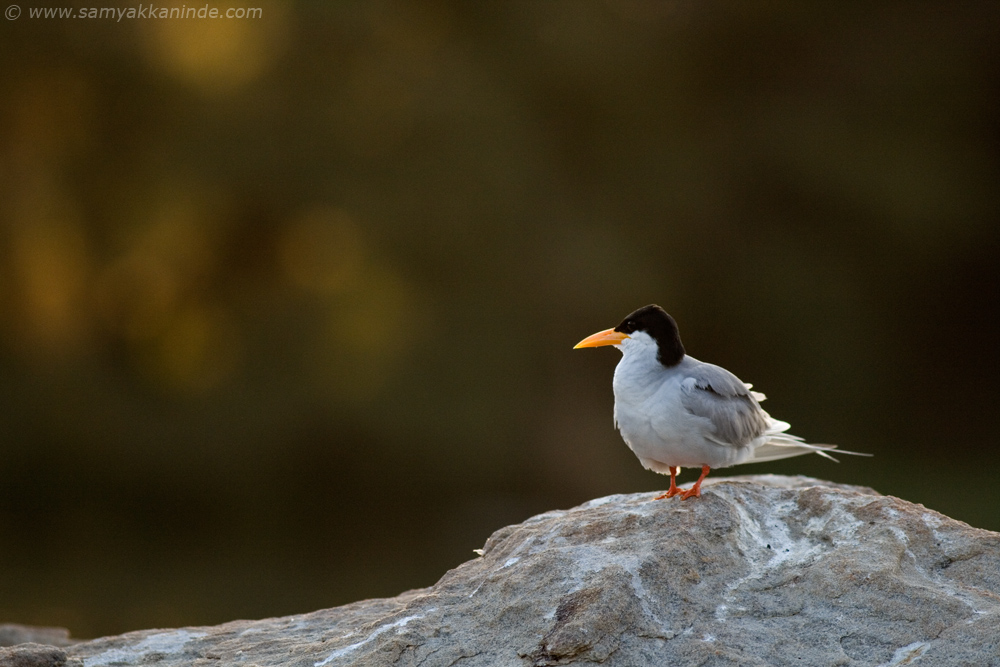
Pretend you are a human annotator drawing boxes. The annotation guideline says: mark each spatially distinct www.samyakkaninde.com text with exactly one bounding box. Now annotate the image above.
[26,5,262,20]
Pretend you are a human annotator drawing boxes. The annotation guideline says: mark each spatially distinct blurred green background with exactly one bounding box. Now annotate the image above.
[1,0,998,639]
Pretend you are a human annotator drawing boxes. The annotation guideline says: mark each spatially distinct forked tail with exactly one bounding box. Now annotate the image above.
[750,435,871,463]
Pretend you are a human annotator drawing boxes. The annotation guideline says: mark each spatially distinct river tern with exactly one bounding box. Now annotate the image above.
[575,304,868,499]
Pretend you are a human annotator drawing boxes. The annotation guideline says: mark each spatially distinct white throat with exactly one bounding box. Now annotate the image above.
[613,331,668,398]
[616,330,660,362]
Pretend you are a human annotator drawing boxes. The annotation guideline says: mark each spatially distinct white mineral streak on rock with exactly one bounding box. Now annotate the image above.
[314,611,432,666]
[83,630,207,667]
[877,640,931,666]
[713,487,866,621]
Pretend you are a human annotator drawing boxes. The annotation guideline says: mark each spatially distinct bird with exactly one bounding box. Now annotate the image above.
[574,304,868,500]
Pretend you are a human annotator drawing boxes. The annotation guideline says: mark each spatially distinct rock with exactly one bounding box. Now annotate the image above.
[0,643,70,667]
[0,627,75,649]
[63,475,1000,666]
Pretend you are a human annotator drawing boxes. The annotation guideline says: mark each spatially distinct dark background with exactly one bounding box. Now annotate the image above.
[1,1,998,639]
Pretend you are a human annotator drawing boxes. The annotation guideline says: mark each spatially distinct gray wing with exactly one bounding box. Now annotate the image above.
[679,361,769,447]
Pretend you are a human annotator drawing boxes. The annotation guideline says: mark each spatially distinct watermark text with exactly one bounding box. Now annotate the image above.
[7,5,262,21]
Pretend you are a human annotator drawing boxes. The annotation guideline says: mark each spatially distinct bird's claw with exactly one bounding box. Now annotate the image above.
[678,487,701,500]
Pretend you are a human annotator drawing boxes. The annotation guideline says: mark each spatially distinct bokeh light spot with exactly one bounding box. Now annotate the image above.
[141,6,287,92]
[280,207,365,296]
[142,303,241,393]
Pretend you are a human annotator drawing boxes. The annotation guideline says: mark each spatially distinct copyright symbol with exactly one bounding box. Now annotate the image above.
[5,4,20,20]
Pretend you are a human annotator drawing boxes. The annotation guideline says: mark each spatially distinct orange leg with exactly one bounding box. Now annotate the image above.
[679,465,711,500]
[654,466,682,500]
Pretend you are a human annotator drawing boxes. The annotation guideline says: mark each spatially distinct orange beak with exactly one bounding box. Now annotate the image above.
[573,328,630,349]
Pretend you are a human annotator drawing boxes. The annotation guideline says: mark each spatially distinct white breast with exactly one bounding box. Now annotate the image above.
[610,334,753,470]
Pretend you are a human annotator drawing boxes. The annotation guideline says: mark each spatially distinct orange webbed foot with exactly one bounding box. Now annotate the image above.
[678,486,701,500]
[654,466,682,500]
[677,465,711,501]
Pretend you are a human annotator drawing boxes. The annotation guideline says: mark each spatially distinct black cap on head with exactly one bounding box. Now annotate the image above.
[614,304,686,367]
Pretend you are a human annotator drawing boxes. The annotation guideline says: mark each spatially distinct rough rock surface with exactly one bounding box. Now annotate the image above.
[9,475,1000,667]
[0,643,70,667]
[0,626,75,649]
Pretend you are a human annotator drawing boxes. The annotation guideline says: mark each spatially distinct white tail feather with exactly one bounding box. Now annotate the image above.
[750,437,871,464]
